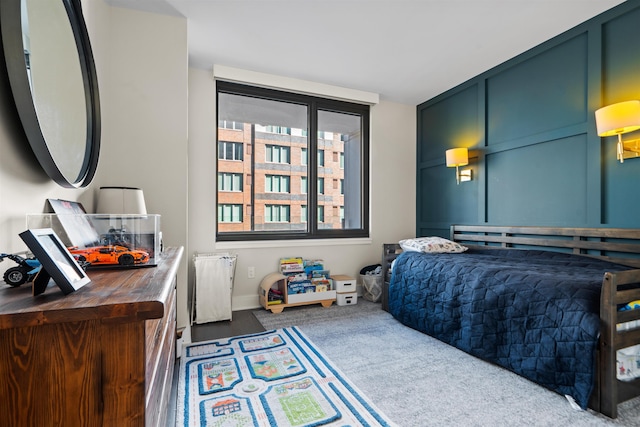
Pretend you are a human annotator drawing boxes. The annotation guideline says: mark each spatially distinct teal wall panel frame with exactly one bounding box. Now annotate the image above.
[419,166,479,225]
[486,34,588,145]
[418,85,479,163]
[486,136,588,225]
[601,6,640,225]
[416,0,640,237]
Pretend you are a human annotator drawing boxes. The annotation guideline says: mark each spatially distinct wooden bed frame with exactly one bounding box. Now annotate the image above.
[382,225,640,418]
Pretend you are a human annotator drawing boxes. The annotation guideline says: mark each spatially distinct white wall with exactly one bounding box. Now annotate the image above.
[93,6,189,327]
[0,0,110,260]
[188,68,416,311]
[0,0,414,332]
[0,1,190,327]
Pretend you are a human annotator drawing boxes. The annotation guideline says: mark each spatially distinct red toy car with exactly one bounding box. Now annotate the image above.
[68,245,149,266]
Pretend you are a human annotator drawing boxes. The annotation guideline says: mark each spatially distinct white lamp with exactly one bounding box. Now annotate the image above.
[446,148,470,185]
[96,187,147,214]
[595,100,640,163]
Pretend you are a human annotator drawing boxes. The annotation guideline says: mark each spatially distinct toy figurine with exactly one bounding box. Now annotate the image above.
[0,252,41,286]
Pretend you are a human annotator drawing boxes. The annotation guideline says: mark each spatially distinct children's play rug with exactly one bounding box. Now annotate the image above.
[177,326,395,427]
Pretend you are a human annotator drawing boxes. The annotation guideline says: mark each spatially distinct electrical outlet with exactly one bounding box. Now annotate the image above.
[248,266,255,279]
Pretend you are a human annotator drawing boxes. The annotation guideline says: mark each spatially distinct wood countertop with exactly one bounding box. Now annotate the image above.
[0,246,183,330]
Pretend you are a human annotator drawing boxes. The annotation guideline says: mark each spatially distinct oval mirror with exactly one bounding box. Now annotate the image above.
[0,0,100,188]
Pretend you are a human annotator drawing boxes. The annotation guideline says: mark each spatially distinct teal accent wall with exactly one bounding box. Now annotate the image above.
[417,0,640,237]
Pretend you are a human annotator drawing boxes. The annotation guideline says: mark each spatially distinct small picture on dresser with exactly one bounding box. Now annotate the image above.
[19,228,90,296]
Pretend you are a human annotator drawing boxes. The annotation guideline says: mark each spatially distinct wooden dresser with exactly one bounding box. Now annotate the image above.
[0,246,183,427]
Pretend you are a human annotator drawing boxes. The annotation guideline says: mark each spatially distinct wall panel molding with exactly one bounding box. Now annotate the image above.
[416,0,640,235]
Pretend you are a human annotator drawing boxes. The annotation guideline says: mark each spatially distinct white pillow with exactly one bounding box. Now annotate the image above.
[399,236,468,254]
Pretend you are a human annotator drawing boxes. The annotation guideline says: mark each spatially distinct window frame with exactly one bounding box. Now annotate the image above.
[218,204,243,223]
[218,141,243,161]
[264,204,291,223]
[265,174,291,193]
[218,172,243,192]
[216,81,370,242]
[265,144,291,164]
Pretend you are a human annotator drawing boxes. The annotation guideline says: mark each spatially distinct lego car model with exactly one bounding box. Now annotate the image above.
[68,245,150,266]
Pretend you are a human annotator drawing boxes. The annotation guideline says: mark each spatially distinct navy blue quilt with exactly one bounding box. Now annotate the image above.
[388,248,631,408]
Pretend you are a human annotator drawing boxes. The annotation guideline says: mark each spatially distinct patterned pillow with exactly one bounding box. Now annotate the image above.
[399,236,468,254]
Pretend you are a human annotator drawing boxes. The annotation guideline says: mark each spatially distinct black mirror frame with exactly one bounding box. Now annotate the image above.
[0,0,100,188]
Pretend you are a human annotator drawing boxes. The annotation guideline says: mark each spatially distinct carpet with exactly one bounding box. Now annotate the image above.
[253,300,640,426]
[177,326,395,427]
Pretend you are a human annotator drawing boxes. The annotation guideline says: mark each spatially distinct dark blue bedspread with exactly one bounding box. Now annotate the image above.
[388,248,631,408]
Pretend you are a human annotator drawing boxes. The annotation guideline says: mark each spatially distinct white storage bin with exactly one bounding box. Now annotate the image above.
[337,292,358,306]
[332,275,357,293]
[617,344,640,381]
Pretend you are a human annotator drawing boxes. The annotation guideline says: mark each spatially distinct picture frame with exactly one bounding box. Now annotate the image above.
[46,198,101,248]
[19,228,91,295]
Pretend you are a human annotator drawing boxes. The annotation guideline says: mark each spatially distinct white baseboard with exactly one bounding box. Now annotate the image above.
[232,294,261,311]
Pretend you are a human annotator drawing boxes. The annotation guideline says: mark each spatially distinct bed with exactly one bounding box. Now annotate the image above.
[384,225,640,419]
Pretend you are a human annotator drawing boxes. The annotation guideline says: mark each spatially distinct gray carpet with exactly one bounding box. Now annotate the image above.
[253,300,640,426]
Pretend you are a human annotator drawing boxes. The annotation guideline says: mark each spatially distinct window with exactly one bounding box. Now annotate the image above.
[265,145,290,164]
[219,120,243,130]
[265,204,290,223]
[218,173,243,192]
[218,141,243,161]
[305,205,325,223]
[216,81,369,241]
[318,131,333,140]
[265,175,290,193]
[301,176,307,194]
[256,125,291,135]
[218,204,243,222]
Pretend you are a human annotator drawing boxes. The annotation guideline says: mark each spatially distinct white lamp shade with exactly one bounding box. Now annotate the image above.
[446,148,469,167]
[595,100,640,136]
[96,187,147,214]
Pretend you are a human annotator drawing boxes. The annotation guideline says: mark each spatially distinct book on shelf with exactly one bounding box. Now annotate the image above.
[280,257,304,273]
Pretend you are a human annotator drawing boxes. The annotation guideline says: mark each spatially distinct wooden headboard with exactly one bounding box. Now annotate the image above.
[450,225,640,268]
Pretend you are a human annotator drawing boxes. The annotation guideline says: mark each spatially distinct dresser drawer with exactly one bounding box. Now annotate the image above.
[145,285,176,426]
[146,318,176,427]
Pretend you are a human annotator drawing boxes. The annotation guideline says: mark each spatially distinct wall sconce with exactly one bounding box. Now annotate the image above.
[96,186,147,214]
[445,148,472,185]
[595,100,640,163]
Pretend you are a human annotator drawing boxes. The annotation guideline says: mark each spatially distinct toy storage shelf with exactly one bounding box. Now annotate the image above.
[259,272,336,313]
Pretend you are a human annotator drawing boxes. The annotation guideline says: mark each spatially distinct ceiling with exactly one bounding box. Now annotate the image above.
[106,0,626,105]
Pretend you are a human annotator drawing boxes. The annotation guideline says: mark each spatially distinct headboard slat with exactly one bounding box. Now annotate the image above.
[451,225,640,268]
